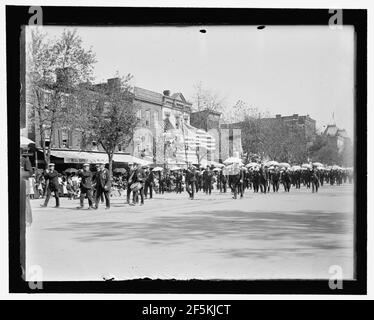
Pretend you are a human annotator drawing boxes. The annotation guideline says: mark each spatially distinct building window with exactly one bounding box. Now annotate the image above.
[61,129,69,148]
[92,141,98,151]
[145,110,151,127]
[154,111,159,124]
[62,139,68,148]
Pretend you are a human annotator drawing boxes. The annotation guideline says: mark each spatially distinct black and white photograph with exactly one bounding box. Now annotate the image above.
[6,4,369,298]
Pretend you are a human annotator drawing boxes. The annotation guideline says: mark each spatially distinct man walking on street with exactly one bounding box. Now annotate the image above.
[94,162,111,210]
[144,167,154,199]
[135,164,146,205]
[185,164,196,200]
[77,163,94,210]
[40,163,60,208]
[204,166,213,195]
[175,169,183,194]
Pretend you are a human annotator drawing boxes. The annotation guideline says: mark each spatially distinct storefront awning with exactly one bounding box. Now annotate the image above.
[50,150,153,165]
[113,154,152,165]
[50,150,107,164]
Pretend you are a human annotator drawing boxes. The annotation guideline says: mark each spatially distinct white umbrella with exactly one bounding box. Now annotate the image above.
[278,162,290,168]
[209,161,225,168]
[223,157,243,165]
[266,160,279,167]
[302,163,312,169]
[291,165,302,171]
[312,162,324,167]
[152,167,164,172]
[20,136,35,147]
[169,166,181,171]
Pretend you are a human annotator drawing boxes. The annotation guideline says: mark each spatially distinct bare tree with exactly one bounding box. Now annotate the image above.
[192,82,226,112]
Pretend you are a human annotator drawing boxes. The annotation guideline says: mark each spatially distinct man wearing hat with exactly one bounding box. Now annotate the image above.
[133,163,146,205]
[203,166,213,195]
[185,164,197,200]
[94,162,111,209]
[40,163,60,208]
[144,166,154,199]
[174,169,182,194]
[77,163,94,209]
[126,163,136,204]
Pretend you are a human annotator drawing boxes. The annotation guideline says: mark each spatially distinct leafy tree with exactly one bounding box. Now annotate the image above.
[309,133,342,165]
[26,28,96,166]
[89,75,138,178]
[340,140,353,167]
[241,115,309,163]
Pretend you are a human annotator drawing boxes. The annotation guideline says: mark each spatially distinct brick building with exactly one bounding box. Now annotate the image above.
[261,113,316,144]
[323,124,351,153]
[24,77,194,167]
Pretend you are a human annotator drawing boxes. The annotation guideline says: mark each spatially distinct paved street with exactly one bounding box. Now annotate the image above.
[26,184,354,281]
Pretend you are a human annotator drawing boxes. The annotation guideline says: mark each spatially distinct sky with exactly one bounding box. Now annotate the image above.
[27,25,355,137]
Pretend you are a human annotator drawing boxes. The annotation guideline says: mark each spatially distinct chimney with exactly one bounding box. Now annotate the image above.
[107,77,121,91]
[163,90,170,96]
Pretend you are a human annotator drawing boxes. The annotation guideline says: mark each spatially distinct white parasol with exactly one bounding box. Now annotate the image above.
[278,162,291,168]
[223,157,243,165]
[152,167,164,172]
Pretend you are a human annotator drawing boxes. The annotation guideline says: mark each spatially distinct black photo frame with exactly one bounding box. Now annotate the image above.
[7,5,367,294]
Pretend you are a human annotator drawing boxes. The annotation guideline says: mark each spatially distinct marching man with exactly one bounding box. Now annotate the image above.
[40,163,60,208]
[94,162,111,210]
[77,163,94,210]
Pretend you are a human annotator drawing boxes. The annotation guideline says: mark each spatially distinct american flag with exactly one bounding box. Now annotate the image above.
[162,119,215,164]
[183,122,216,151]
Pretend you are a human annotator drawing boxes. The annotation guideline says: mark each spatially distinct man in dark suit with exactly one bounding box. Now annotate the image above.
[158,171,165,194]
[280,168,291,192]
[175,169,183,194]
[144,167,154,199]
[134,164,146,205]
[94,162,111,209]
[204,167,213,195]
[40,163,60,208]
[77,163,94,209]
[185,164,197,200]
